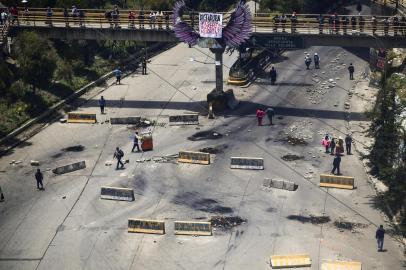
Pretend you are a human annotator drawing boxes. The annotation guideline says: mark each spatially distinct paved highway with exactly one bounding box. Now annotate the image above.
[0,42,404,269]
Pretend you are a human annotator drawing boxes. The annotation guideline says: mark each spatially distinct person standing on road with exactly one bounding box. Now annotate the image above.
[99,96,106,114]
[345,134,353,155]
[348,63,355,80]
[113,147,125,170]
[0,185,4,202]
[331,153,341,175]
[256,108,265,126]
[35,169,44,190]
[330,137,336,155]
[265,107,275,125]
[269,66,277,85]
[305,55,312,70]
[131,132,141,152]
[114,67,122,84]
[376,225,385,251]
[142,58,147,75]
[314,53,320,69]
[322,135,330,153]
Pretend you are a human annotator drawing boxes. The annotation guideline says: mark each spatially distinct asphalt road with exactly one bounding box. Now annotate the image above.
[0,41,404,270]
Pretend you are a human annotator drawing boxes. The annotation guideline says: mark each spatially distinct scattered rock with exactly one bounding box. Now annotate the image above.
[105,161,113,166]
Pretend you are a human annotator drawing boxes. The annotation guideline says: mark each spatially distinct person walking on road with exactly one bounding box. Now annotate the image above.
[99,96,106,114]
[314,53,320,69]
[269,66,277,85]
[265,107,275,125]
[376,225,385,252]
[113,147,125,170]
[256,108,265,126]
[345,134,353,155]
[0,185,4,202]
[348,63,355,80]
[114,68,122,84]
[131,132,141,152]
[322,135,330,153]
[142,58,147,75]
[35,169,44,190]
[331,153,341,175]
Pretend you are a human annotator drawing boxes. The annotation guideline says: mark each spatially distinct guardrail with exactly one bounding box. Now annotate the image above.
[6,8,406,37]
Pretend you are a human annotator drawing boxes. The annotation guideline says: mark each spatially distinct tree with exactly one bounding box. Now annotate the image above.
[13,31,58,94]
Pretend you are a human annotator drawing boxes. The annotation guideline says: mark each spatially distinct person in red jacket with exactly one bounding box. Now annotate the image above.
[256,108,265,126]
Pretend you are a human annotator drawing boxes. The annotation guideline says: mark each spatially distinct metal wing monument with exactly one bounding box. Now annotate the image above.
[173,0,252,110]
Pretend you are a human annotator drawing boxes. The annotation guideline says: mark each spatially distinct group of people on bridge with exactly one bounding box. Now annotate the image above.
[272,12,406,36]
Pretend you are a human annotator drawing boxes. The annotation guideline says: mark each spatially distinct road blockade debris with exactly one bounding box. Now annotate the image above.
[174,221,212,236]
[52,161,86,175]
[110,117,141,125]
[319,174,354,189]
[270,254,311,269]
[178,151,210,165]
[141,132,153,151]
[321,261,361,270]
[169,114,199,126]
[263,178,297,191]
[209,216,246,230]
[230,157,264,170]
[67,112,97,123]
[100,186,135,201]
[128,219,165,234]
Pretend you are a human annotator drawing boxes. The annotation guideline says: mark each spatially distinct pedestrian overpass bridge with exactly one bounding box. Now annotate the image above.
[5,8,406,48]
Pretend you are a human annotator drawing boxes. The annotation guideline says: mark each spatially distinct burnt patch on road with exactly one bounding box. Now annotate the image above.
[334,219,368,231]
[199,144,228,154]
[210,216,246,230]
[173,192,233,214]
[188,130,223,141]
[51,145,85,158]
[130,174,147,193]
[61,145,85,152]
[281,154,304,161]
[284,136,308,146]
[287,215,331,224]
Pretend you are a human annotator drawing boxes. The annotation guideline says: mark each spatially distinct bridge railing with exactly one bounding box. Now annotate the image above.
[10,8,406,37]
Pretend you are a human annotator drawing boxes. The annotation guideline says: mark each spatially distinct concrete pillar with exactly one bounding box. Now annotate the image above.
[210,47,225,93]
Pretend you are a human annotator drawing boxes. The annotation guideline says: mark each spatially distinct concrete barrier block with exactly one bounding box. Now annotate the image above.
[52,161,86,175]
[67,112,96,124]
[30,160,40,166]
[230,157,264,170]
[174,221,212,236]
[110,117,141,125]
[169,114,199,126]
[100,186,134,201]
[128,219,165,234]
[178,151,210,165]
[321,261,361,270]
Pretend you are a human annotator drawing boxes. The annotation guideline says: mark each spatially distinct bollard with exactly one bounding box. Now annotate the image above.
[208,102,214,119]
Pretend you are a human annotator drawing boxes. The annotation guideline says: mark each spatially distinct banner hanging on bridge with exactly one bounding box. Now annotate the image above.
[199,13,223,38]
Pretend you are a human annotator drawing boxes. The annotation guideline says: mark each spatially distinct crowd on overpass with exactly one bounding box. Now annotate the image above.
[2,5,406,37]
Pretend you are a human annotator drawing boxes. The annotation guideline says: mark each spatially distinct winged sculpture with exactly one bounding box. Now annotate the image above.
[172,0,252,48]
